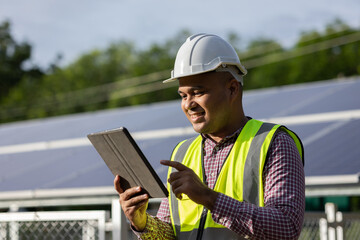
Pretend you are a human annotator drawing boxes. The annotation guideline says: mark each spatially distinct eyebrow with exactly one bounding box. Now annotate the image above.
[178,86,204,94]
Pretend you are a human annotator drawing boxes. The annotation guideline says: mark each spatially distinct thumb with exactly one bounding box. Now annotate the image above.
[114,175,124,194]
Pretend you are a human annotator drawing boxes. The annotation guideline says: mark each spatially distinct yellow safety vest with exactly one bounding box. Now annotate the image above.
[167,119,304,240]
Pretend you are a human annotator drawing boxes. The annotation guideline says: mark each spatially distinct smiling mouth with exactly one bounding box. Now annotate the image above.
[189,112,205,122]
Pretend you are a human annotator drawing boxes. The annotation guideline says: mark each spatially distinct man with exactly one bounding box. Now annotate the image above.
[114,33,305,239]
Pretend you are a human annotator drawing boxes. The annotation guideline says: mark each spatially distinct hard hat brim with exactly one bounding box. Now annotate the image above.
[163,63,247,84]
[162,68,215,83]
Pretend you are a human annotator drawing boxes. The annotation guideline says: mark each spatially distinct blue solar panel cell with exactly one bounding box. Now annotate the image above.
[0,100,188,146]
[243,81,338,118]
[287,122,335,143]
[287,80,360,116]
[304,119,360,176]
[244,79,360,119]
[0,147,104,191]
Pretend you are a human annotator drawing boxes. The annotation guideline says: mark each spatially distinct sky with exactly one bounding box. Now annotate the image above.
[1,0,359,69]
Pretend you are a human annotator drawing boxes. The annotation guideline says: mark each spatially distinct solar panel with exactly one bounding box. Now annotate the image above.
[0,77,359,192]
[304,119,360,176]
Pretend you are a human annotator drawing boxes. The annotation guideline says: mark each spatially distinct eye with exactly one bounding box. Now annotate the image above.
[179,93,187,99]
[194,91,204,96]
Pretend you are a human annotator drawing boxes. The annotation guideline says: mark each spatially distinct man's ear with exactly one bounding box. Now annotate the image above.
[227,78,240,98]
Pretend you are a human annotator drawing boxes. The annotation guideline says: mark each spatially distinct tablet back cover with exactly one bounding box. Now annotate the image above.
[87,127,168,198]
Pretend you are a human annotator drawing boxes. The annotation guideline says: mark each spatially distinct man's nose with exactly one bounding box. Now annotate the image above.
[184,97,196,110]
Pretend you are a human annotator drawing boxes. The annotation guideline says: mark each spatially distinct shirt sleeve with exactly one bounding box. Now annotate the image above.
[132,198,175,239]
[210,131,305,240]
[156,197,172,224]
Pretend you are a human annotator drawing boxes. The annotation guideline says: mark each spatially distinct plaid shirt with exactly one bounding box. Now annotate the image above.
[134,127,305,239]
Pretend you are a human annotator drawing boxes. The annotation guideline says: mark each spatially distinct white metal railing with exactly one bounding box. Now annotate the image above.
[320,203,344,240]
[2,200,359,239]
[0,210,108,240]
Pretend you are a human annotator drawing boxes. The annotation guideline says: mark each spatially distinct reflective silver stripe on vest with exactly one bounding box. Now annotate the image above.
[171,136,197,238]
[242,122,276,206]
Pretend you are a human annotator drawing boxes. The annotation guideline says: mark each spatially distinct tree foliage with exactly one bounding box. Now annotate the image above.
[242,19,360,89]
[0,21,43,102]
[0,20,359,123]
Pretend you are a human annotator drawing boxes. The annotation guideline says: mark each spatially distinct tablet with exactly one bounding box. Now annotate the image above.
[87,127,168,198]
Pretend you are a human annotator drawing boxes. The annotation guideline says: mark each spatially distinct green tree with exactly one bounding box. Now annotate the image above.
[0,21,43,101]
[241,38,286,89]
[241,19,360,90]
[288,19,360,84]
[1,20,359,123]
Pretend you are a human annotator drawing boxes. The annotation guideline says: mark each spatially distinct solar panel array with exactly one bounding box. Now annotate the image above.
[0,77,359,192]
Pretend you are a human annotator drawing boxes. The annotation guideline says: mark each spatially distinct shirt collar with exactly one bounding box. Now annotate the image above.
[201,127,243,147]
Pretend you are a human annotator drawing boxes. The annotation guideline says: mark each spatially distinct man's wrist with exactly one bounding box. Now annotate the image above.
[203,189,219,211]
[131,214,148,232]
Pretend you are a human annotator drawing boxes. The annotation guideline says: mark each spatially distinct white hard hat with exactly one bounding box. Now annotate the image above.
[164,33,247,84]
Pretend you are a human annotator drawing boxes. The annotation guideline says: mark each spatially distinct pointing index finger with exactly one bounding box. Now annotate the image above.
[160,160,188,171]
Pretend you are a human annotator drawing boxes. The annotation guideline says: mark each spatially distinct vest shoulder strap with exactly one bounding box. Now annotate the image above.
[242,122,277,206]
[169,135,199,238]
[173,136,198,163]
